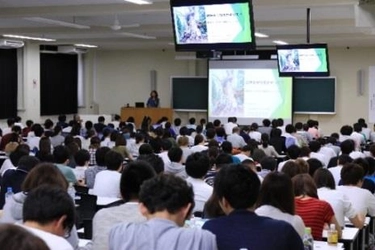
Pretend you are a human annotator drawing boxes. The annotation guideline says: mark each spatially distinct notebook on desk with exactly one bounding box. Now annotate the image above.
[135,102,145,108]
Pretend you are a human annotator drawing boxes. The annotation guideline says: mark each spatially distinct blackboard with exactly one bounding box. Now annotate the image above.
[293,77,336,114]
[171,77,208,111]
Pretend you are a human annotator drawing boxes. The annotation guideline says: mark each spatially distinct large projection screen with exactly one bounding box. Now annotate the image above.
[208,60,293,125]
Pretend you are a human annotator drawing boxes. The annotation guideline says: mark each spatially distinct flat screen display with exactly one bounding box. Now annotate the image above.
[170,0,255,51]
[276,44,330,77]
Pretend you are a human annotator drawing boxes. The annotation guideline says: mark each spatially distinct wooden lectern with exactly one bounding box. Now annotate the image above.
[120,107,173,128]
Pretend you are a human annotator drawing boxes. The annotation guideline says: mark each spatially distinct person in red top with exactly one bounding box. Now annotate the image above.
[292,174,342,240]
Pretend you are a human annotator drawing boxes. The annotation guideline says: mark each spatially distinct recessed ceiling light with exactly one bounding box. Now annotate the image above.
[3,34,56,42]
[255,32,269,38]
[124,0,152,5]
[273,40,288,45]
[74,44,98,48]
[24,17,90,29]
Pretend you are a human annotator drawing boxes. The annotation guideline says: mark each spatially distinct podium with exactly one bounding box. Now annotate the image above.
[120,107,173,129]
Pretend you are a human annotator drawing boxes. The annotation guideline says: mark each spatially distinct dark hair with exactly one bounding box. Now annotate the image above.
[213,119,221,127]
[120,161,156,202]
[353,158,370,175]
[215,153,233,169]
[307,158,323,177]
[287,145,301,159]
[285,124,295,134]
[137,154,164,174]
[98,116,105,123]
[299,146,311,158]
[270,128,282,138]
[17,156,40,172]
[338,154,353,165]
[23,186,75,234]
[252,148,266,163]
[292,174,318,198]
[26,120,34,128]
[105,150,123,171]
[168,147,183,163]
[262,119,271,127]
[214,164,260,209]
[260,133,270,148]
[340,125,353,136]
[185,152,210,178]
[353,123,362,133]
[206,128,216,140]
[313,168,336,190]
[295,122,303,130]
[150,90,158,98]
[38,137,51,155]
[221,141,232,154]
[53,145,70,164]
[341,163,364,185]
[366,157,375,175]
[194,134,204,145]
[189,117,196,125]
[295,159,309,174]
[257,172,295,215]
[174,118,181,126]
[139,174,194,214]
[281,161,300,179]
[216,127,226,137]
[309,141,321,153]
[33,125,44,137]
[161,139,172,151]
[0,224,50,250]
[260,157,277,171]
[74,149,90,166]
[9,145,30,166]
[44,119,54,129]
[139,144,154,155]
[7,118,15,127]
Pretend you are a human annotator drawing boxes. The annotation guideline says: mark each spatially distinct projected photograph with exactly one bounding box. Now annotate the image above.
[209,69,244,117]
[173,6,208,43]
[278,50,300,72]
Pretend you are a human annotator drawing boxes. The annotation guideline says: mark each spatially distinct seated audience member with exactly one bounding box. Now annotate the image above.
[94,116,106,135]
[177,136,193,163]
[226,127,247,149]
[185,153,213,213]
[27,124,44,152]
[307,158,323,177]
[2,117,15,135]
[284,124,299,148]
[269,128,286,155]
[256,172,305,238]
[215,127,226,145]
[186,117,197,130]
[157,139,172,169]
[281,161,301,179]
[22,119,34,138]
[329,154,353,186]
[292,174,341,240]
[239,126,251,144]
[205,128,216,143]
[0,224,50,250]
[172,118,182,136]
[307,119,320,139]
[43,119,54,138]
[56,114,68,129]
[35,137,53,163]
[166,147,187,179]
[318,138,336,161]
[112,133,133,161]
[139,143,154,155]
[234,145,253,162]
[343,138,365,159]
[309,141,329,167]
[351,123,365,151]
[295,122,310,146]
[249,123,262,142]
[177,127,194,147]
[202,164,303,249]
[221,141,241,164]
[313,168,364,229]
[88,136,100,166]
[85,146,111,188]
[72,149,90,185]
[92,150,123,198]
[258,133,280,158]
[258,119,272,136]
[128,133,145,157]
[0,144,30,177]
[277,145,301,172]
[326,136,341,156]
[353,158,375,193]
[22,186,75,250]
[294,158,309,174]
[191,134,208,153]
[0,156,39,209]
[53,145,77,185]
[93,161,156,250]
[258,156,277,178]
[109,174,217,250]
[365,157,375,184]
[0,125,22,151]
[223,117,237,135]
[137,154,164,174]
[204,153,232,186]
[251,149,266,165]
[337,163,375,216]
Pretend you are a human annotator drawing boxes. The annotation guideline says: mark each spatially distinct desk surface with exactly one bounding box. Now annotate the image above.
[314,241,344,249]
[96,197,122,206]
[322,227,360,241]
[345,217,371,227]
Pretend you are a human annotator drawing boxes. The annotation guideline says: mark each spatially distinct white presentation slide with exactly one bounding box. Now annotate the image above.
[209,60,293,125]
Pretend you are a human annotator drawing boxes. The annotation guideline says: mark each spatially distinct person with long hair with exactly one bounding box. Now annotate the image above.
[258,133,280,157]
[292,174,341,240]
[255,172,305,238]
[146,90,159,108]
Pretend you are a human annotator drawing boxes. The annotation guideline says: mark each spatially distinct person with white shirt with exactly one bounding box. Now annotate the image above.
[234,145,253,162]
[190,134,208,153]
[185,152,213,213]
[22,186,75,250]
[176,127,194,147]
[165,147,188,179]
[177,136,193,164]
[313,168,364,229]
[72,149,90,185]
[223,117,237,135]
[92,150,122,198]
[249,123,262,142]
[227,127,247,148]
[186,117,197,130]
[278,145,301,172]
[358,118,371,141]
[157,139,172,169]
[329,154,353,186]
[255,172,305,238]
[100,129,112,148]
[2,118,15,136]
[309,141,329,167]
[351,123,366,151]
[337,163,375,216]
[27,125,44,152]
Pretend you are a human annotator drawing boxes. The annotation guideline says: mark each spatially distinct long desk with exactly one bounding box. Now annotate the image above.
[322,227,360,250]
[120,107,173,128]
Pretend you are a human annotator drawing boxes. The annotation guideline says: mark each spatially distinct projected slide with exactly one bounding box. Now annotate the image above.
[278,48,328,73]
[209,61,292,125]
[172,3,251,44]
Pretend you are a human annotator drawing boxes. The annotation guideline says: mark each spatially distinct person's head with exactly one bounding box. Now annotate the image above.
[200,118,206,126]
[232,126,240,134]
[205,128,216,140]
[260,156,277,172]
[22,163,68,192]
[161,139,172,152]
[213,119,221,127]
[340,139,355,154]
[177,136,189,147]
[295,158,309,174]
[105,150,123,171]
[120,161,156,202]
[366,157,375,176]
[189,117,196,125]
[281,161,300,179]
[287,145,301,159]
[215,127,226,137]
[307,158,323,176]
[185,152,210,179]
[135,133,145,144]
[252,148,266,163]
[292,173,318,198]
[260,133,269,148]
[257,172,295,215]
[150,90,158,98]
[270,128,282,138]
[262,119,271,127]
[58,115,66,123]
[340,163,364,186]
[7,118,15,127]
[221,141,233,154]
[137,154,164,174]
[53,145,70,164]
[294,122,303,131]
[250,123,258,131]
[277,118,284,127]
[168,147,183,163]
[338,154,353,165]
[313,168,336,190]
[114,133,126,147]
[214,164,260,213]
[89,136,101,148]
[353,158,370,176]
[95,147,111,166]
[17,156,40,172]
[285,124,296,134]
[44,119,54,130]
[33,125,44,137]
[340,125,353,136]
[173,118,181,127]
[139,143,154,155]
[26,120,34,128]
[23,186,75,238]
[38,137,51,154]
[215,153,233,170]
[194,134,204,146]
[240,145,251,157]
[353,123,362,133]
[0,224,50,250]
[74,149,90,166]
[309,141,321,153]
[9,145,30,166]
[139,174,194,226]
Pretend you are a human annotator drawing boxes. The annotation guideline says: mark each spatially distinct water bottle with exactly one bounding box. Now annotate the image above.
[303,227,314,250]
[67,183,76,204]
[5,187,14,204]
[327,224,338,245]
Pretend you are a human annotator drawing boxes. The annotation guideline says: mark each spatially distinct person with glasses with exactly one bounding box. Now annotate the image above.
[22,185,75,250]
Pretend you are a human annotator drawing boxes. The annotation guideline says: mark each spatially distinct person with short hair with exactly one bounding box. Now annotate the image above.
[234,145,253,162]
[351,123,365,151]
[202,164,303,249]
[92,150,123,198]
[249,123,262,142]
[109,174,217,250]
[277,145,301,172]
[191,134,208,153]
[166,147,187,179]
[281,161,301,179]
[0,144,30,177]
[329,154,353,186]
[258,156,277,178]
[94,116,107,134]
[85,146,111,188]
[93,161,156,250]
[258,119,272,136]
[53,146,77,185]
[73,149,90,184]
[185,153,213,213]
[186,117,197,130]
[137,154,164,174]
[307,158,323,177]
[226,127,246,148]
[309,141,328,167]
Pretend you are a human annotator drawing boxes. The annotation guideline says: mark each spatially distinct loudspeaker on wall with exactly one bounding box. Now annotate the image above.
[150,70,157,91]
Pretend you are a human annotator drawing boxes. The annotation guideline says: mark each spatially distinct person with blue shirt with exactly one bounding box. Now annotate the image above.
[146,90,160,108]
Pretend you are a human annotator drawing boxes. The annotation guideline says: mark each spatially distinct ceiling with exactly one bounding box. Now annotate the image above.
[0,0,375,50]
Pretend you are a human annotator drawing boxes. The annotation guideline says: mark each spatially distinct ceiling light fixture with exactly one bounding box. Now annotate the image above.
[24,17,90,29]
[119,32,156,39]
[273,40,288,45]
[74,44,98,48]
[255,32,269,38]
[124,0,152,5]
[3,34,56,42]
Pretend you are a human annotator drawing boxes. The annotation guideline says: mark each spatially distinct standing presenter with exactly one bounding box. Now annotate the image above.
[146,90,160,108]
